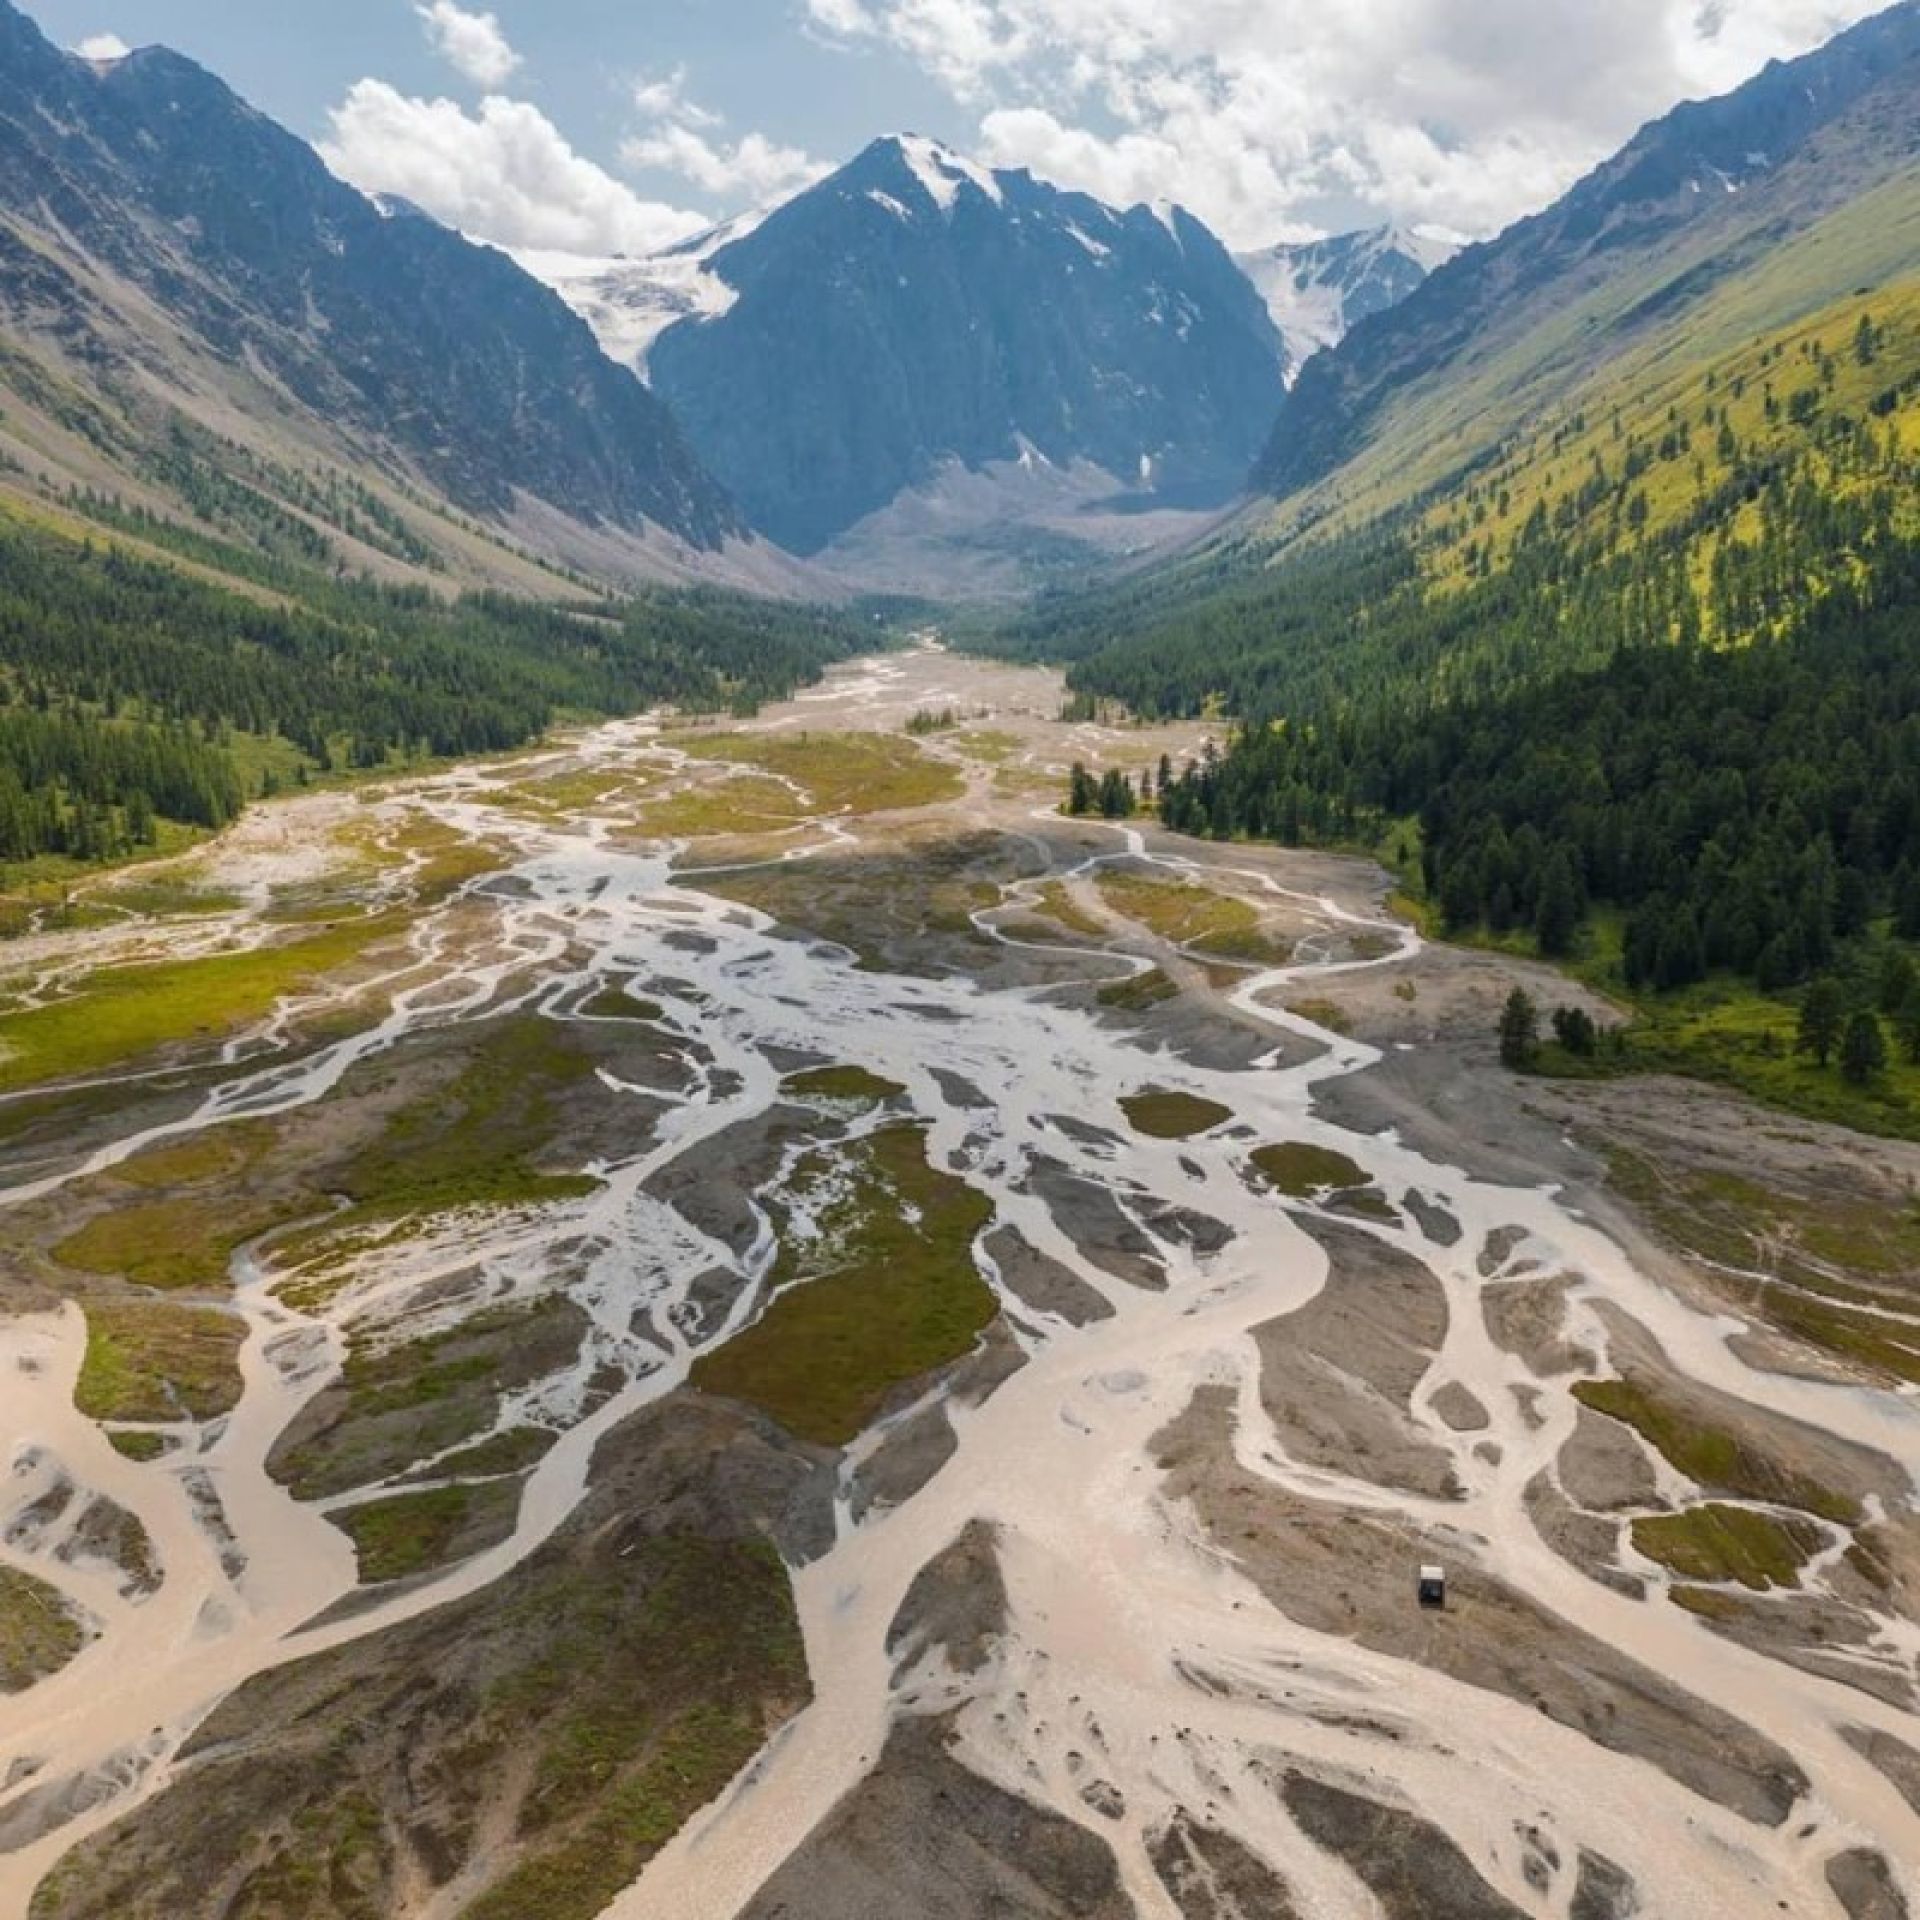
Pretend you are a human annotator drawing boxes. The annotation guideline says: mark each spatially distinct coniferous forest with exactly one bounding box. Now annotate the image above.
[1006,287,1920,1007]
[0,517,866,868]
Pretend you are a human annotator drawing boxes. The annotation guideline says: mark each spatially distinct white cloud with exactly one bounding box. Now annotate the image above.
[74,31,130,60]
[806,0,1892,243]
[320,81,705,255]
[621,69,828,203]
[415,0,522,90]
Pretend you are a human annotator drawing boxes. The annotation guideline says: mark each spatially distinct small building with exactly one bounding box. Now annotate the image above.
[1418,1565,1447,1610]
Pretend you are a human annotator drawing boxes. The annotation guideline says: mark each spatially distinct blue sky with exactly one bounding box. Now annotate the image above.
[17,0,1893,254]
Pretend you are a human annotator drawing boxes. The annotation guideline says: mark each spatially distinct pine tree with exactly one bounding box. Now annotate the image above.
[1841,1010,1888,1086]
[1551,1005,1598,1056]
[1896,986,1920,1067]
[1066,763,1097,816]
[1535,850,1582,957]
[1796,977,1846,1068]
[1498,988,1540,1070]
[1879,946,1917,1016]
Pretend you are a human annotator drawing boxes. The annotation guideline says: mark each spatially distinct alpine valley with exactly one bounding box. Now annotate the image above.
[2,3,1920,1920]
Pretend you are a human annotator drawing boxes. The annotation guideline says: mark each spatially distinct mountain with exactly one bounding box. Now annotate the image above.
[1253,0,1920,506]
[973,3,1920,1018]
[0,0,795,591]
[992,1,1920,707]
[1235,224,1457,381]
[511,213,763,379]
[629,136,1285,559]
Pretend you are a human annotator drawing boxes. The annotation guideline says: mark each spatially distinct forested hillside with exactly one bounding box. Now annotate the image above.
[1123,274,1920,980]
[0,509,866,873]
[997,242,1920,995]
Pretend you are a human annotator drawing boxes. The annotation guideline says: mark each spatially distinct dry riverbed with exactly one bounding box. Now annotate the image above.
[1,643,1917,1920]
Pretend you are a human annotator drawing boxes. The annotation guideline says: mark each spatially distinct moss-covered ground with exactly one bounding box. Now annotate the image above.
[1600,1147,1920,1384]
[1251,1141,1372,1197]
[77,1301,246,1423]
[335,1480,523,1585]
[1095,869,1291,965]
[1573,1376,1859,1524]
[672,730,965,819]
[692,1124,995,1445]
[1122,1091,1233,1139]
[0,915,403,1092]
[782,1064,904,1104]
[1631,1504,1823,1590]
[1096,968,1179,1012]
[0,1565,86,1693]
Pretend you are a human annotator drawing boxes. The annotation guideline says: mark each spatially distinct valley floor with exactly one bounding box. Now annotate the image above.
[0,645,1917,1920]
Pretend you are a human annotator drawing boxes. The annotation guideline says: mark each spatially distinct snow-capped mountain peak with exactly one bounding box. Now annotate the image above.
[889,132,1005,212]
[1236,222,1460,382]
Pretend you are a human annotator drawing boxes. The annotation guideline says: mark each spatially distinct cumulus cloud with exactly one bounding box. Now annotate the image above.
[415,0,522,90]
[621,69,828,202]
[806,0,1891,243]
[320,81,705,255]
[74,31,131,59]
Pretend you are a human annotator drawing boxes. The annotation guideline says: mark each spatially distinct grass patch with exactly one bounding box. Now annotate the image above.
[106,1430,172,1462]
[77,1301,245,1423]
[674,730,964,818]
[53,1122,314,1293]
[1122,1090,1233,1139]
[333,1481,521,1585]
[91,878,246,919]
[782,1065,905,1104]
[684,831,1020,974]
[1251,1141,1372,1197]
[294,1019,602,1244]
[0,915,402,1092]
[1573,1376,1860,1524]
[462,1535,806,1920]
[1633,1504,1823,1591]
[1095,869,1289,963]
[580,984,664,1022]
[1599,1147,1920,1383]
[273,1299,585,1500]
[633,773,811,839]
[1327,1186,1403,1224]
[495,765,660,820]
[423,1427,557,1480]
[55,1192,295,1294]
[1668,1583,1745,1621]
[950,730,1023,764]
[692,1124,995,1445]
[0,1565,85,1693]
[1286,998,1353,1035]
[1096,967,1179,1012]
[1033,882,1107,939]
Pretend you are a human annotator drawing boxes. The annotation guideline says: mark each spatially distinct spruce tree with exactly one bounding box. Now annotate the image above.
[1797,977,1846,1068]
[1841,1010,1888,1086]
[1498,988,1540,1070]
[1896,986,1920,1067]
[1535,851,1581,958]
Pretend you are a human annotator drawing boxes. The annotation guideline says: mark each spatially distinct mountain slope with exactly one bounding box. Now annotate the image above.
[1254,0,1920,512]
[1235,225,1456,382]
[641,137,1286,556]
[0,0,777,590]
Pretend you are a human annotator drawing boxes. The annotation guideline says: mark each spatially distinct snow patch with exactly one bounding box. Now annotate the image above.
[513,210,761,377]
[896,134,1005,213]
[1236,221,1457,383]
[866,190,912,221]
